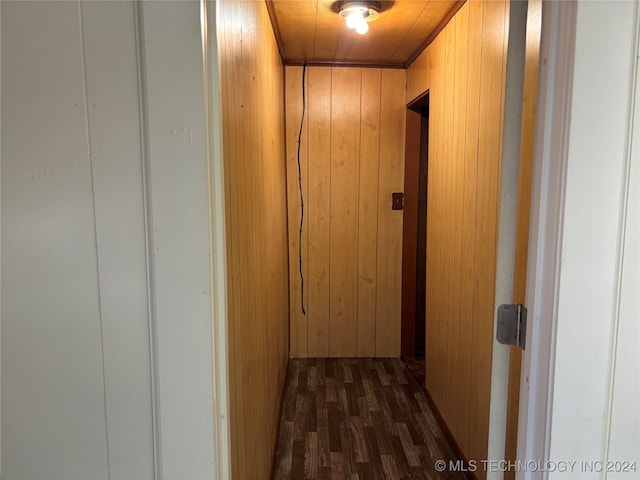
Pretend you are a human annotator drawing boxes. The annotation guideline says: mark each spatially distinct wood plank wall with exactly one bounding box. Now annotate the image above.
[405,1,510,477]
[285,66,406,358]
[218,1,290,478]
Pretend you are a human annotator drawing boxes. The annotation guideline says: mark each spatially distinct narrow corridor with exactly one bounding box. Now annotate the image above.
[274,358,465,480]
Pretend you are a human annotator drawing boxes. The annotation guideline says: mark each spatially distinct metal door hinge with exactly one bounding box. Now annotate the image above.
[496,303,527,349]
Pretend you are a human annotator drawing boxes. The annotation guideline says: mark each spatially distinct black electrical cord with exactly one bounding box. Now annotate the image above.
[297,63,307,316]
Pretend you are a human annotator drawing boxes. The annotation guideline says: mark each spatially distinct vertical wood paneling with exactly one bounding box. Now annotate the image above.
[242,7,268,474]
[469,1,508,469]
[284,67,308,358]
[375,69,407,357]
[285,66,308,357]
[307,67,332,357]
[438,22,455,420]
[406,1,510,476]
[329,68,361,357]
[285,66,406,358]
[261,0,289,428]
[357,68,382,357]
[406,48,426,103]
[425,31,446,401]
[425,32,442,404]
[219,1,290,479]
[219,3,244,476]
[457,0,483,456]
[228,4,249,476]
[445,6,469,442]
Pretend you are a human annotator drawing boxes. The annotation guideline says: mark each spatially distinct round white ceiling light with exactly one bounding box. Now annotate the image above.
[338,1,381,35]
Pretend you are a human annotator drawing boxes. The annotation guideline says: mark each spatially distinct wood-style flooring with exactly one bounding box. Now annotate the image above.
[274,358,466,480]
[402,357,426,387]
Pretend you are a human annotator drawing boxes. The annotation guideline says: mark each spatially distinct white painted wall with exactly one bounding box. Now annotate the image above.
[519,1,640,479]
[81,4,156,477]
[1,1,216,478]
[2,3,120,477]
[606,66,640,480]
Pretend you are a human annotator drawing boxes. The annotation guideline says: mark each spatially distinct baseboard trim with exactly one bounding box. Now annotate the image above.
[270,357,291,480]
[423,386,479,480]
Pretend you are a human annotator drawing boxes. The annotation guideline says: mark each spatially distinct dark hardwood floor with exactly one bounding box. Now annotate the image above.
[401,357,426,387]
[273,358,466,480]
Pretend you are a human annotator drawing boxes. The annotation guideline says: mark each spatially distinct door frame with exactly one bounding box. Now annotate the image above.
[502,0,542,476]
[202,1,232,478]
[515,2,577,477]
[401,92,429,359]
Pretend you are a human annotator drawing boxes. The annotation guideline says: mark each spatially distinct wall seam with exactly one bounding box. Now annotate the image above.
[305,65,310,357]
[444,15,456,424]
[466,0,485,456]
[454,7,470,443]
[132,2,162,478]
[374,70,383,356]
[328,67,333,357]
[355,68,362,356]
[77,3,112,478]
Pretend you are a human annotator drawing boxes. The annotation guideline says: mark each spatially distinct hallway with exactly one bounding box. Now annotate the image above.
[274,358,465,480]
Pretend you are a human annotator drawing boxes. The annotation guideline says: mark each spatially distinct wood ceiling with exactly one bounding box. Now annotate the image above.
[267,0,464,68]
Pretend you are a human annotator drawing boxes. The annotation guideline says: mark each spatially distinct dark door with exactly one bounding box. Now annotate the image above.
[401,94,429,359]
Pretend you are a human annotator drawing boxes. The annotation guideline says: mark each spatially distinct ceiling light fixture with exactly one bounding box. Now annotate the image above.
[339,1,380,35]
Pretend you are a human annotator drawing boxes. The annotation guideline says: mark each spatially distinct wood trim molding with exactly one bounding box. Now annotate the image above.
[404,0,466,69]
[269,358,291,480]
[284,59,406,69]
[266,0,465,70]
[423,387,479,480]
[407,89,430,111]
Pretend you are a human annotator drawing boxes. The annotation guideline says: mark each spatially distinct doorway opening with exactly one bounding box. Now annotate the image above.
[401,92,429,381]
